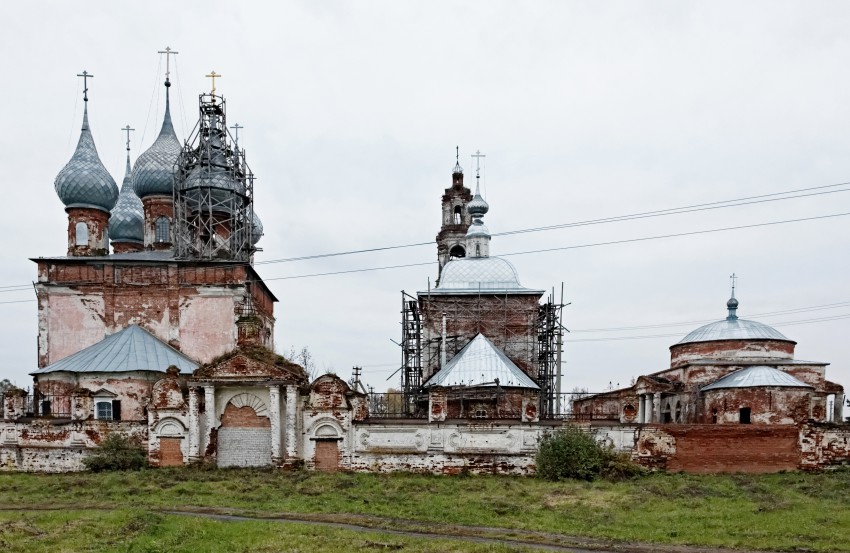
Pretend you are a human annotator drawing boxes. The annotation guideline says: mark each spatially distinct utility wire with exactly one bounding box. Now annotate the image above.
[2,209,847,293]
[572,301,850,333]
[263,211,850,281]
[254,181,850,266]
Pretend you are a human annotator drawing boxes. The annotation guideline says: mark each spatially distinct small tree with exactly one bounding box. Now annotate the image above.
[83,434,148,472]
[537,426,645,481]
[536,426,606,481]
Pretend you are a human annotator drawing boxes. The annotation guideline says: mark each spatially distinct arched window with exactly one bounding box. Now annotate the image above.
[475,244,480,256]
[453,205,462,225]
[661,401,672,424]
[155,217,170,243]
[75,222,88,246]
[674,401,682,423]
[449,245,465,259]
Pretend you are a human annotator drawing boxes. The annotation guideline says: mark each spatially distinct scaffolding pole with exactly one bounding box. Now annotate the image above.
[400,291,423,414]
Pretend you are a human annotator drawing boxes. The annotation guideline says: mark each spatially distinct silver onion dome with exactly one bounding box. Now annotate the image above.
[251,212,263,245]
[466,184,489,218]
[133,86,181,198]
[109,155,144,243]
[54,106,119,212]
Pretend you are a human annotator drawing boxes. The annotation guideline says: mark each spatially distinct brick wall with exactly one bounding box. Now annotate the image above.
[635,424,800,473]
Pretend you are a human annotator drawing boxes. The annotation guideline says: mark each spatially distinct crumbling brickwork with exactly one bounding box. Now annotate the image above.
[420,294,541,378]
[35,258,276,367]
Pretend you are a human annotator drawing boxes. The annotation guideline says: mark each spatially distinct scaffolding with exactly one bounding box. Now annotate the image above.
[536,288,568,418]
[174,93,256,261]
[399,291,423,412]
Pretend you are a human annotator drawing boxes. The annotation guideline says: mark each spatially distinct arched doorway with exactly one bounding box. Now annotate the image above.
[217,393,272,468]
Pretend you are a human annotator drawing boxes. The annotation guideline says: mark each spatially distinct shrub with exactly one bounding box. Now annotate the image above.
[536,426,645,481]
[83,434,148,472]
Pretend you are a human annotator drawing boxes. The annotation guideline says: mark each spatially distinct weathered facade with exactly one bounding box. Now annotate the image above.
[2,66,848,475]
[573,294,845,427]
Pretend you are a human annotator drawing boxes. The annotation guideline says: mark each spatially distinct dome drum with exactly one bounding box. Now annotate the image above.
[670,339,795,368]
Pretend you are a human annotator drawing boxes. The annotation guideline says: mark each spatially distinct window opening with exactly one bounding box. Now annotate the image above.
[75,222,88,245]
[453,205,462,225]
[739,407,751,424]
[449,245,465,259]
[661,402,672,424]
[155,217,170,243]
[711,409,718,424]
[96,401,113,420]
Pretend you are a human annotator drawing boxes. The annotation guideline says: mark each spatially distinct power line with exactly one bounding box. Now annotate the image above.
[261,211,850,282]
[571,301,850,333]
[2,209,847,294]
[254,181,850,266]
[566,313,850,343]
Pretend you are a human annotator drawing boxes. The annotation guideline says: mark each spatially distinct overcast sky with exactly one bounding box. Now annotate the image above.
[1,1,848,395]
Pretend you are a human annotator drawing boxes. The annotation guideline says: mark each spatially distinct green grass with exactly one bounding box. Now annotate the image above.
[0,509,529,552]
[1,468,849,551]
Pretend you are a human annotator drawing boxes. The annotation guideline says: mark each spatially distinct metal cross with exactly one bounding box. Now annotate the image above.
[121,125,135,152]
[157,46,179,81]
[206,70,221,95]
[230,123,243,147]
[471,150,486,179]
[455,145,459,163]
[730,273,738,297]
[77,70,94,102]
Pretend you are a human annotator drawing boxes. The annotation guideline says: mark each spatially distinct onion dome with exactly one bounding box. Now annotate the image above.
[181,112,246,212]
[677,295,789,345]
[465,182,491,240]
[453,146,463,174]
[133,83,181,198]
[251,212,263,245]
[54,106,119,212]
[466,183,489,218]
[109,154,144,243]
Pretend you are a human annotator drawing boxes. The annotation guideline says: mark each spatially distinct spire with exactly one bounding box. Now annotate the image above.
[133,50,182,199]
[726,273,739,320]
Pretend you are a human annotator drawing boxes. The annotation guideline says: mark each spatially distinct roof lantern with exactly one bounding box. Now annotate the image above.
[54,72,119,213]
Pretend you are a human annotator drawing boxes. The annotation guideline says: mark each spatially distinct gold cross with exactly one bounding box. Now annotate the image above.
[206,70,221,95]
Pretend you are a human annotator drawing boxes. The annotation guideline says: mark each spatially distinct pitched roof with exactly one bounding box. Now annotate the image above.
[32,325,198,375]
[423,333,539,389]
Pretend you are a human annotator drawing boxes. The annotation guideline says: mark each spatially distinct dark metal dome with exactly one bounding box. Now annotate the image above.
[109,155,144,243]
[133,90,181,198]
[54,107,118,212]
[251,212,263,245]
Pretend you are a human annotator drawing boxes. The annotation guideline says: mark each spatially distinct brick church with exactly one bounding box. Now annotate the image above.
[2,57,849,474]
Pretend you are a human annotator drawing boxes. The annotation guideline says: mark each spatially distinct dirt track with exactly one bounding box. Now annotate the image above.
[163,507,782,553]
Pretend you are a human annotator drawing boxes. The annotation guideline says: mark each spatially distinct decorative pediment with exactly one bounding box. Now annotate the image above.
[634,375,675,394]
[192,347,308,384]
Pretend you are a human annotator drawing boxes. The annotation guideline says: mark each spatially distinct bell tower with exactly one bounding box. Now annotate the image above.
[436,147,472,283]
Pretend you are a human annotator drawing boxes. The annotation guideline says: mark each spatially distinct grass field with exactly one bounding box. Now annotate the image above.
[1,468,849,552]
